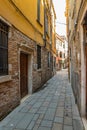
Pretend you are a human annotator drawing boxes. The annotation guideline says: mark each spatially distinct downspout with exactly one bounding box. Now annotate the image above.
[50,0,52,49]
[44,0,46,47]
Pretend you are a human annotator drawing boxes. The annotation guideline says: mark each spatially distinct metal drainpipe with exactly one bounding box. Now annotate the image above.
[44,0,46,47]
[50,0,52,49]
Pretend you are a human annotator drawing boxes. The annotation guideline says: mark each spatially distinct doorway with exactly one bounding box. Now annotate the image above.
[83,12,87,118]
[20,52,28,99]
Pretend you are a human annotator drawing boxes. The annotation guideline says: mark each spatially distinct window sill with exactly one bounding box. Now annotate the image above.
[37,69,42,72]
[0,75,12,84]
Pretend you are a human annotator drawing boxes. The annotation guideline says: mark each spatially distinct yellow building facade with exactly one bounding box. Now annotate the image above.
[0,0,56,119]
[0,0,56,54]
[0,0,44,45]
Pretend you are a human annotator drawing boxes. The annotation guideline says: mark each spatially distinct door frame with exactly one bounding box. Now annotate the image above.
[84,23,87,119]
[80,7,87,118]
[18,48,33,100]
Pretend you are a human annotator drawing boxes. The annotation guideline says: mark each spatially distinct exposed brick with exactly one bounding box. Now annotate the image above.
[0,26,55,120]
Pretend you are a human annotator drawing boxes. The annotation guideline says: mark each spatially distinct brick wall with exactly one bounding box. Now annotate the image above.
[0,26,55,120]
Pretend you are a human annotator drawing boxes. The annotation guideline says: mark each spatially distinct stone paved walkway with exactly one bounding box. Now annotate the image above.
[0,69,85,130]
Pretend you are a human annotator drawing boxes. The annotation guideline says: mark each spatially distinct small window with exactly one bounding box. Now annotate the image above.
[0,20,8,76]
[51,55,53,71]
[37,45,41,69]
[48,52,50,67]
[45,13,48,34]
[63,44,65,48]
[64,53,65,58]
[60,52,62,58]
[54,57,56,67]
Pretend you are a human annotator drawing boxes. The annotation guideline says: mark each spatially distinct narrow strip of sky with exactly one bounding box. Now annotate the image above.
[53,0,66,36]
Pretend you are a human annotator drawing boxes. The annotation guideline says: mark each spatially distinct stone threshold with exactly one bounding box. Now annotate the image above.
[21,95,31,103]
[82,117,87,130]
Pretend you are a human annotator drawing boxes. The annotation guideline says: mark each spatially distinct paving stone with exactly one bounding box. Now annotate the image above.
[64,117,72,126]
[42,102,50,107]
[37,110,46,114]
[64,108,72,113]
[54,117,63,123]
[20,106,31,113]
[32,114,39,121]
[38,99,45,102]
[6,113,25,128]
[49,103,58,108]
[72,106,80,116]
[73,119,84,130]
[73,115,81,120]
[40,120,53,127]
[29,108,38,113]
[64,125,73,130]
[36,119,42,124]
[27,121,36,130]
[39,107,48,111]
[56,109,64,117]
[15,113,34,129]
[0,117,11,127]
[28,100,37,106]
[52,123,62,130]
[64,111,72,117]
[33,124,39,130]
[44,113,54,120]
[14,129,25,130]
[32,102,42,108]
[39,114,44,119]
[58,102,64,107]
[38,127,51,130]
[0,127,13,130]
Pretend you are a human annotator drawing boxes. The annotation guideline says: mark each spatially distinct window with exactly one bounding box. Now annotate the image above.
[54,57,56,67]
[60,52,62,58]
[64,53,65,58]
[50,25,52,44]
[0,20,8,76]
[63,44,65,48]
[45,13,48,34]
[51,55,53,71]
[48,52,50,67]
[37,45,41,69]
[37,0,41,22]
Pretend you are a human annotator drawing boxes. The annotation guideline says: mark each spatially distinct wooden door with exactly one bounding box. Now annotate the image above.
[20,53,28,98]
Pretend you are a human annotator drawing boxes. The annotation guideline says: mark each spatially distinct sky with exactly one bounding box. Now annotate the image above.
[53,0,66,36]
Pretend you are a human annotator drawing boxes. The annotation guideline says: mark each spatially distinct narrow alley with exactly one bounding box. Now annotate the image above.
[0,70,84,130]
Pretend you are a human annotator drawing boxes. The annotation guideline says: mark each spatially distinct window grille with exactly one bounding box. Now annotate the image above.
[48,52,50,67]
[0,20,8,76]
[37,45,41,69]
